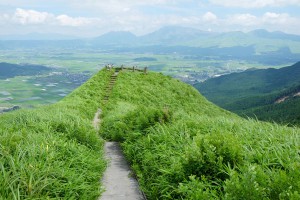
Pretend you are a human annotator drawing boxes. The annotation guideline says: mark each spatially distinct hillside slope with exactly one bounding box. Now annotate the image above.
[100,69,300,199]
[0,69,112,199]
[195,62,300,125]
[1,68,299,199]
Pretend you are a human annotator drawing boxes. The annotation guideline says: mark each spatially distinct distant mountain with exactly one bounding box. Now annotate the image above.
[139,26,214,45]
[0,33,80,40]
[195,61,300,125]
[249,29,300,42]
[0,62,52,79]
[1,27,300,65]
[93,31,137,46]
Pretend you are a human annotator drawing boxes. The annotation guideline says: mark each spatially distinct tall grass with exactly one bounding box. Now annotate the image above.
[0,69,113,199]
[101,70,300,199]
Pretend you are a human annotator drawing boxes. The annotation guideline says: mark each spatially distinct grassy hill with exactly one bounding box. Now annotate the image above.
[100,69,300,199]
[195,62,300,125]
[1,68,299,199]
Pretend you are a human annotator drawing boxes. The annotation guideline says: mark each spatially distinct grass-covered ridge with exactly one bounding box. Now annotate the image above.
[101,70,300,199]
[0,69,113,199]
[195,62,300,125]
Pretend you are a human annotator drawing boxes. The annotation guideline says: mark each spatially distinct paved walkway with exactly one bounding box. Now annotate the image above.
[99,142,145,200]
[98,70,145,200]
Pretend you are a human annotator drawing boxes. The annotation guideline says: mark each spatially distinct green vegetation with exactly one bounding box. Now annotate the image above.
[100,70,300,199]
[195,62,300,125]
[0,69,112,199]
[0,62,51,79]
[1,66,299,199]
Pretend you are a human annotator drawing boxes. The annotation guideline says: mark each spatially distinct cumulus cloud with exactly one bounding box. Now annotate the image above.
[70,0,186,14]
[0,1,300,36]
[262,12,293,24]
[202,12,217,22]
[56,15,93,26]
[13,8,53,25]
[210,0,300,8]
[221,12,300,33]
[228,14,258,26]
[8,8,96,27]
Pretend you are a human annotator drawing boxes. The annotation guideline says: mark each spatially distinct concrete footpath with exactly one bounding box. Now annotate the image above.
[99,142,145,200]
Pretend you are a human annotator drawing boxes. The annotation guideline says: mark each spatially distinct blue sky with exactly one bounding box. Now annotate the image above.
[0,0,300,37]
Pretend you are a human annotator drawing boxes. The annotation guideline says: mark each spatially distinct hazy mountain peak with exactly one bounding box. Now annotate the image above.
[93,31,137,45]
[140,25,213,45]
[249,29,300,41]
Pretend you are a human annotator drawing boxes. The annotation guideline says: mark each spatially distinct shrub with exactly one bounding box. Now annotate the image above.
[182,132,243,182]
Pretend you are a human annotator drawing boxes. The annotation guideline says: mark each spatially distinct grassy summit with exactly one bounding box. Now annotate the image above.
[1,68,299,199]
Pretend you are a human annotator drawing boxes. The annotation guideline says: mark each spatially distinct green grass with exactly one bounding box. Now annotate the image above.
[1,67,299,199]
[100,70,300,199]
[0,69,113,199]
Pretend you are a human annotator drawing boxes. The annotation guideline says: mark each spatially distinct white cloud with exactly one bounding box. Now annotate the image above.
[56,15,93,26]
[219,12,300,34]
[210,0,300,8]
[262,12,293,24]
[8,8,97,27]
[0,2,300,36]
[70,0,185,14]
[202,12,217,22]
[228,14,258,26]
[13,8,53,25]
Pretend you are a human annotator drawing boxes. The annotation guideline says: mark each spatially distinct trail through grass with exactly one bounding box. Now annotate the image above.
[0,69,113,199]
[100,70,300,199]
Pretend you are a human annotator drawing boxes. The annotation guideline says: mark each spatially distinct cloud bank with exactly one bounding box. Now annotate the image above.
[210,0,300,8]
[0,0,299,36]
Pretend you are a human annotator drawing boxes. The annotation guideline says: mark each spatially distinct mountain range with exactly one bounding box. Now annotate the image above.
[195,61,300,125]
[1,26,300,65]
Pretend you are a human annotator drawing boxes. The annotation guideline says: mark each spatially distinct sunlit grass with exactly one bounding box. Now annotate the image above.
[0,69,113,199]
[100,70,300,199]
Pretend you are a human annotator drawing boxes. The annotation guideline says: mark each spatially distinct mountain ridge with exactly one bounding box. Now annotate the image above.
[195,61,300,125]
[2,26,300,41]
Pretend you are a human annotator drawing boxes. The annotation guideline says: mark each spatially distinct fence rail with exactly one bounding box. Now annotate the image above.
[105,65,148,74]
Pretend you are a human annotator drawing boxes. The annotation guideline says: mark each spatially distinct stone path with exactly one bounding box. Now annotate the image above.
[97,68,145,200]
[99,142,145,200]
